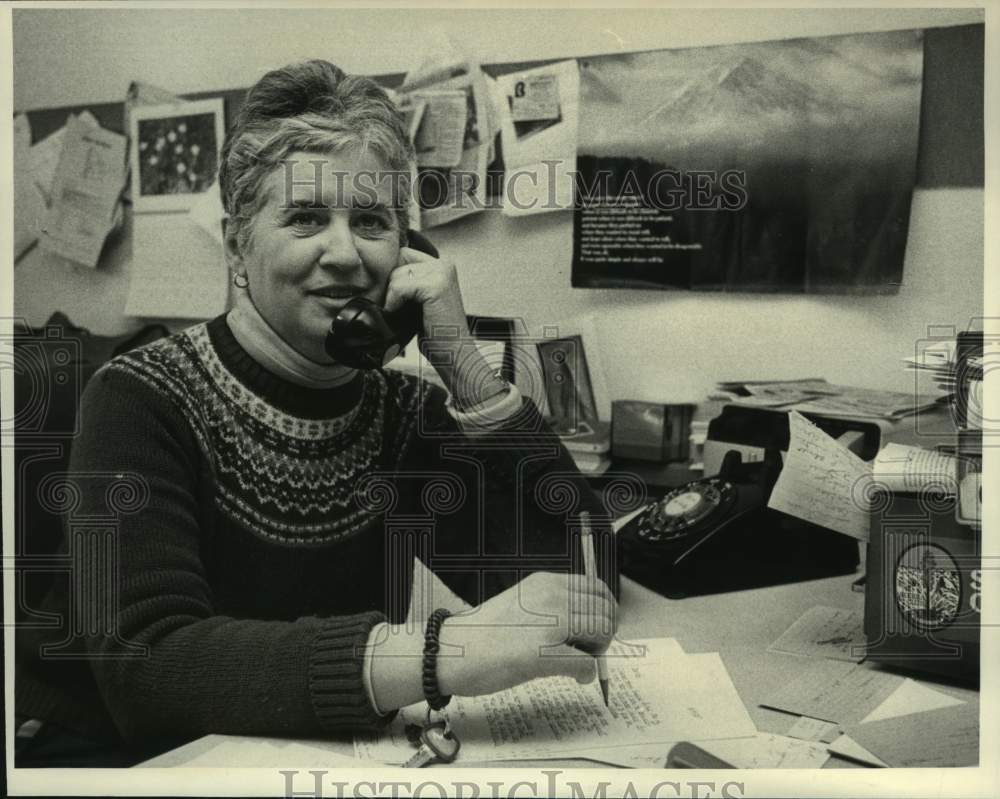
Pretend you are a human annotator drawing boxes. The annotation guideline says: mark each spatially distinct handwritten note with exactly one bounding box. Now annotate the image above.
[356,639,755,764]
[873,442,958,493]
[768,410,872,541]
[786,715,840,743]
[768,605,866,663]
[760,660,903,725]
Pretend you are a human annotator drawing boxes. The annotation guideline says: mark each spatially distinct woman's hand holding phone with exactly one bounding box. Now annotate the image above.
[385,248,508,409]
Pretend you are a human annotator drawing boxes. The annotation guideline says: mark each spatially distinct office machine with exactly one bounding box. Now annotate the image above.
[864,488,980,684]
[618,448,859,598]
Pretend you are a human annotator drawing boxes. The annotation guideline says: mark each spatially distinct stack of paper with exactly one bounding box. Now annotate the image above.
[760,656,976,767]
[355,636,757,767]
[719,378,944,420]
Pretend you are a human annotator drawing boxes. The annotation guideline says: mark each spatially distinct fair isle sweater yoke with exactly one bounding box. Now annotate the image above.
[34,315,601,747]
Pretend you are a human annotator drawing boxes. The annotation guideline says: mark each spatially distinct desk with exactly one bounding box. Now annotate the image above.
[139,572,977,769]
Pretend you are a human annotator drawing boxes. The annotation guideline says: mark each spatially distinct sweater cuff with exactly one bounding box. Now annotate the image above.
[309,611,396,733]
[445,383,524,435]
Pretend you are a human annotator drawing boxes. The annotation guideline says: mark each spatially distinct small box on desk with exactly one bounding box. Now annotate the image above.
[611,401,694,463]
[864,489,980,685]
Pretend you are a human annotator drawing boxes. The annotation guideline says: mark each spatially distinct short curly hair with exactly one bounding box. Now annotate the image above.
[219,60,414,251]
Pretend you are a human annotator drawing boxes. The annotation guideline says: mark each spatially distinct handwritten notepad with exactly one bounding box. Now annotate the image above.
[356,638,756,764]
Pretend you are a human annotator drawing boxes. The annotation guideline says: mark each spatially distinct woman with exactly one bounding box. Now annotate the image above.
[16,60,615,762]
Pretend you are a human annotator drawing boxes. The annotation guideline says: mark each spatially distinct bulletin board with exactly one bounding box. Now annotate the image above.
[17,23,983,322]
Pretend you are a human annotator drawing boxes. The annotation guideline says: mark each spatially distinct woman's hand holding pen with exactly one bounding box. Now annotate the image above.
[436,571,617,697]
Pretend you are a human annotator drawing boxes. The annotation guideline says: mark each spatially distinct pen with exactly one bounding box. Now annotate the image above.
[580,511,610,707]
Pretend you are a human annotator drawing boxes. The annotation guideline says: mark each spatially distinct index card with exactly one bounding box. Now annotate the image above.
[767,605,866,662]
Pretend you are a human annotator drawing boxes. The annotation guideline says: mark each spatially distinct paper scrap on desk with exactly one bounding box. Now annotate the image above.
[786,715,840,743]
[768,605,866,663]
[760,659,903,725]
[846,700,979,767]
[356,639,755,764]
[39,114,128,268]
[493,60,580,216]
[827,733,887,767]
[860,678,965,724]
[125,213,228,319]
[768,410,872,541]
[873,443,958,494]
[14,114,47,260]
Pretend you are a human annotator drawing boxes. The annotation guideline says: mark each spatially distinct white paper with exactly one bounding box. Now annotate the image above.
[701,732,830,769]
[760,659,904,726]
[139,734,358,768]
[14,114,47,259]
[767,410,873,541]
[38,114,128,268]
[768,605,866,663]
[187,179,225,245]
[827,733,888,767]
[411,89,467,168]
[401,55,494,229]
[860,678,965,724]
[873,442,959,493]
[125,213,228,319]
[785,715,840,742]
[494,61,580,216]
[356,639,755,764]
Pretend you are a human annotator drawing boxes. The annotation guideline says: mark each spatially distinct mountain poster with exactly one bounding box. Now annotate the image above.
[571,29,924,293]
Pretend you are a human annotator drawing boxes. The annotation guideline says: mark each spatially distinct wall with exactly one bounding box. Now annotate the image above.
[11,7,985,407]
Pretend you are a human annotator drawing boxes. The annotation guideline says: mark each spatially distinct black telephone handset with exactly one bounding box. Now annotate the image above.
[324,230,436,370]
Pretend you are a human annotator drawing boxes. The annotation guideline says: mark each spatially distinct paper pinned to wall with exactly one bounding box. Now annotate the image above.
[14,114,47,260]
[38,114,128,268]
[493,60,580,216]
[124,212,228,319]
[187,179,225,245]
[767,410,873,540]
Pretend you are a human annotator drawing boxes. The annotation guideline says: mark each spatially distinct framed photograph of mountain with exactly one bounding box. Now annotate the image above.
[571,29,924,293]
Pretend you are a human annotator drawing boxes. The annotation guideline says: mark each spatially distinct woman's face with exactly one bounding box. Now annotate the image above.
[227,148,402,363]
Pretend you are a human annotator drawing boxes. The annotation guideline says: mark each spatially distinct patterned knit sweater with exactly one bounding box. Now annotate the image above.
[16,315,608,750]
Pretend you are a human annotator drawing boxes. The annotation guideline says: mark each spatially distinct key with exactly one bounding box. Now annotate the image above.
[402,721,461,768]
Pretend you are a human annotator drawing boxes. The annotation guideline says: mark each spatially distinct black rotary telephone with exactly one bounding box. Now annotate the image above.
[618,448,858,597]
[324,230,436,370]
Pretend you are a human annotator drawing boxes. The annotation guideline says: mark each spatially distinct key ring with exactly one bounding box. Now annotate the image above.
[425,704,450,734]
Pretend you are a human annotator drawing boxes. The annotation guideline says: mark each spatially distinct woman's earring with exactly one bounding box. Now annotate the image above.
[233,272,249,289]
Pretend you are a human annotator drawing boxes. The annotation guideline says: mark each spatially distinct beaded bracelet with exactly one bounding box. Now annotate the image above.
[422,608,453,711]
